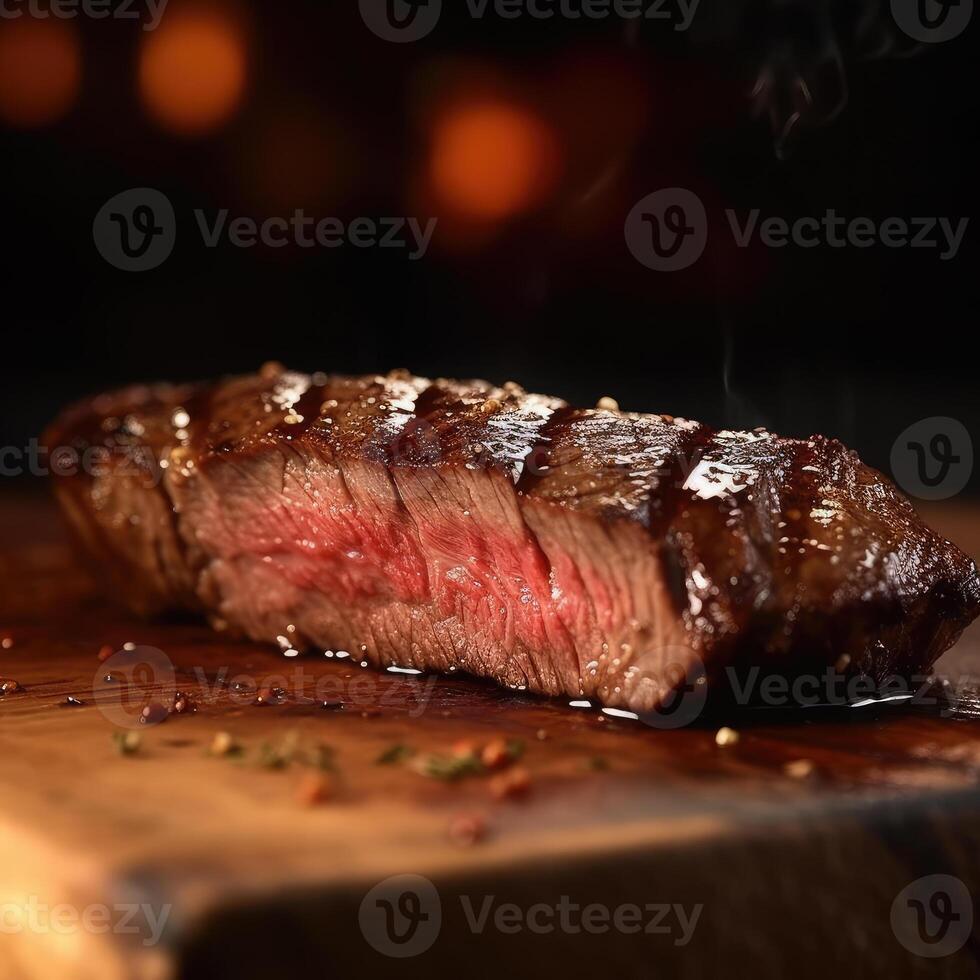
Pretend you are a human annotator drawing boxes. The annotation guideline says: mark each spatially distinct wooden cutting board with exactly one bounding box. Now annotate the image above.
[2,490,979,980]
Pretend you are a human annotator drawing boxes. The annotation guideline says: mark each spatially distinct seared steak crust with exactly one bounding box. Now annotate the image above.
[46,366,980,713]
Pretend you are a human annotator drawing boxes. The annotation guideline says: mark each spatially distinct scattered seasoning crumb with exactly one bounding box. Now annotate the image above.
[448,813,486,847]
[317,699,344,711]
[257,732,300,769]
[411,751,484,781]
[536,729,548,741]
[296,772,334,807]
[210,731,242,757]
[257,744,288,769]
[784,759,816,780]
[306,744,336,772]
[583,755,609,771]
[1,637,13,650]
[835,653,852,672]
[1,679,22,695]
[489,766,531,800]
[481,740,510,769]
[63,696,85,707]
[97,645,114,662]
[139,702,169,726]
[171,692,196,715]
[254,687,284,707]
[122,642,136,652]
[481,738,525,770]
[715,727,740,747]
[377,743,414,765]
[112,731,142,756]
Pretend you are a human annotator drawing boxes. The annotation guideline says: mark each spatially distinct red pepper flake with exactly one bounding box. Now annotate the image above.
[452,739,479,758]
[295,772,335,806]
[489,766,531,800]
[1,679,21,695]
[481,738,525,770]
[97,645,114,663]
[448,812,486,847]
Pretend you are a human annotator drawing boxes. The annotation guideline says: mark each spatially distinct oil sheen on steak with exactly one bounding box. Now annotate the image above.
[46,366,980,714]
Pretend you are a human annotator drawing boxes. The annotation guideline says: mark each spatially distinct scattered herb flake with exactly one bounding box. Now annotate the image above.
[257,732,300,770]
[376,743,414,765]
[305,744,336,772]
[412,751,484,782]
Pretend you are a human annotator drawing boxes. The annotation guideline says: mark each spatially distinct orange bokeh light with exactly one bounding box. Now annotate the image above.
[430,102,560,220]
[139,10,247,135]
[0,19,81,128]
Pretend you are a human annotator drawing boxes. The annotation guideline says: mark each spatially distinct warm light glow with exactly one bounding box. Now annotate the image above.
[139,11,246,135]
[430,102,559,220]
[0,19,81,128]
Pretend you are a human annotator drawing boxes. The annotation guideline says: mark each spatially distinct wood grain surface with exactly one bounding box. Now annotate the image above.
[1,489,979,979]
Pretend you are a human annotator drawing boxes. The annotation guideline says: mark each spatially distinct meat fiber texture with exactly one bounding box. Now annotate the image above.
[46,366,980,715]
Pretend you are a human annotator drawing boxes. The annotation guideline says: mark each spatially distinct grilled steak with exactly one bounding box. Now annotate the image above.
[46,365,980,715]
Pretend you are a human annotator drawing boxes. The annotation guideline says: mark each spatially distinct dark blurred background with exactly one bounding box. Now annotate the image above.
[0,0,976,491]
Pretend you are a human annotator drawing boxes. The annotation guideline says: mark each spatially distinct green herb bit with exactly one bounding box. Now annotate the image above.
[412,752,484,782]
[376,743,414,765]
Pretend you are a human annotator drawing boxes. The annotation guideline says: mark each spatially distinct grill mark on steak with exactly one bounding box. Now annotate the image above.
[45,367,980,713]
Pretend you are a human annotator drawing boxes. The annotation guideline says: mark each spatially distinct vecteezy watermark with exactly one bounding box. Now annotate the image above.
[891,875,973,958]
[93,188,438,272]
[0,438,158,482]
[359,0,443,43]
[93,189,177,273]
[359,874,703,958]
[0,897,171,947]
[625,189,969,271]
[724,667,958,713]
[93,645,178,731]
[891,0,972,43]
[890,417,973,501]
[594,660,966,731]
[92,646,441,729]
[628,648,708,729]
[0,0,168,30]
[624,188,708,272]
[358,0,699,42]
[359,875,443,958]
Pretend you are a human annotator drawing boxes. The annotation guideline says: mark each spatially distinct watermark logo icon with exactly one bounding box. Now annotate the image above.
[359,874,441,957]
[891,875,973,957]
[891,0,972,42]
[359,0,441,42]
[625,189,707,272]
[890,417,973,500]
[93,188,176,272]
[92,645,177,730]
[635,648,707,730]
